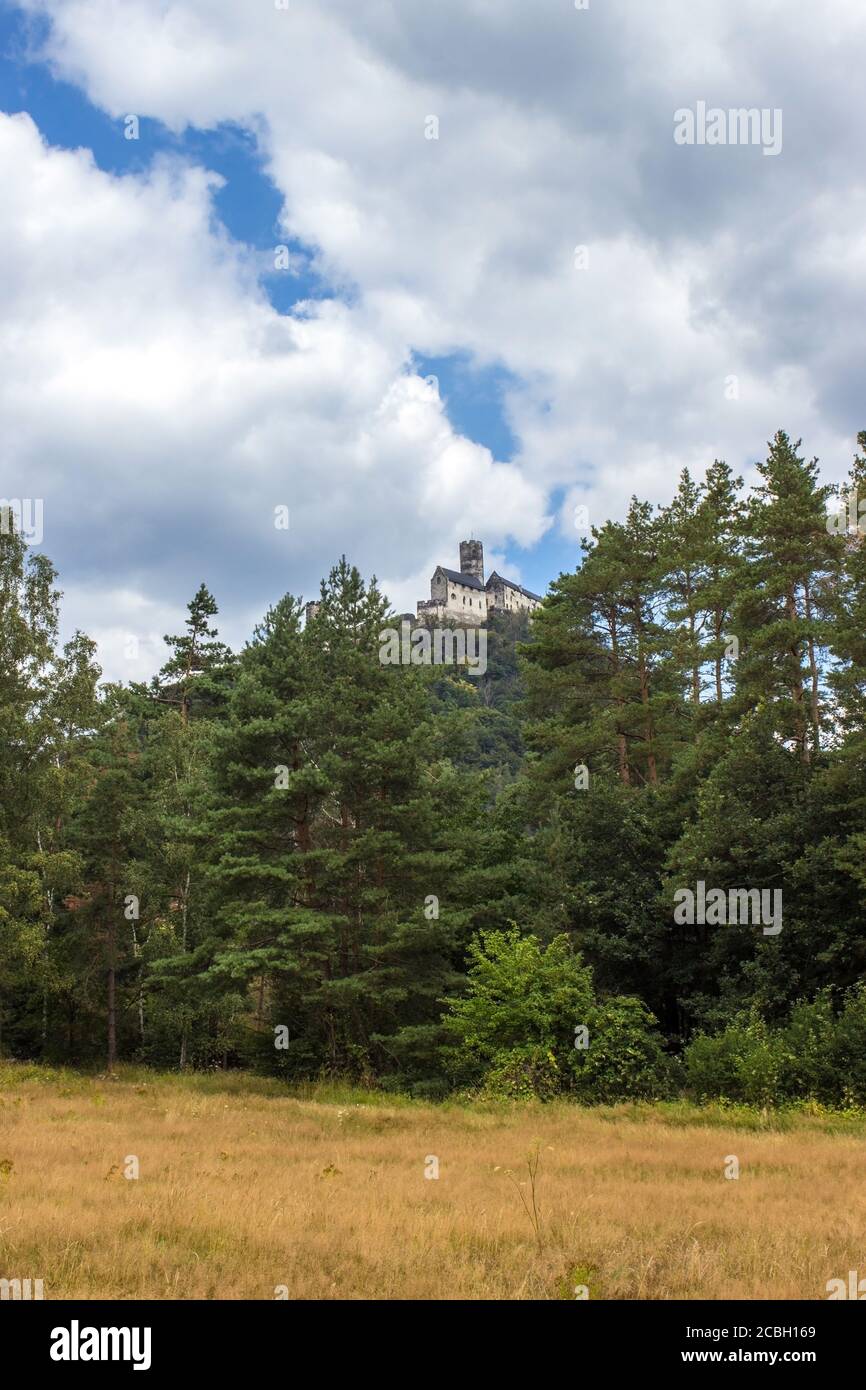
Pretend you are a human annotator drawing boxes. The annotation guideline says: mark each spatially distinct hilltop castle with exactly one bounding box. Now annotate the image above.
[417,540,542,627]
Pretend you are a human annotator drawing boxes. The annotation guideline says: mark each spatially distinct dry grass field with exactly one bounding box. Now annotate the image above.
[1,1062,864,1300]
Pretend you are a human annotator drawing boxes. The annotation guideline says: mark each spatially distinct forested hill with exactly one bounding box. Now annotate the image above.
[3,429,866,1106]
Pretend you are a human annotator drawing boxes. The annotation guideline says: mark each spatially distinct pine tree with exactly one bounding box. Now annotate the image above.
[659,468,707,708]
[151,583,234,725]
[828,431,866,740]
[523,497,680,794]
[734,432,839,762]
[697,459,745,706]
[205,560,473,1085]
[128,589,236,1066]
[64,697,149,1069]
[657,461,745,711]
[0,513,100,1055]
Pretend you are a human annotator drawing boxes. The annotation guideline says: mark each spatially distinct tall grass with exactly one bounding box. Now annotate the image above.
[0,1062,862,1299]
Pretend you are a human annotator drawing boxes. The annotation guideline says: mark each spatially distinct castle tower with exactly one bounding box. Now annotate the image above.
[459,539,484,583]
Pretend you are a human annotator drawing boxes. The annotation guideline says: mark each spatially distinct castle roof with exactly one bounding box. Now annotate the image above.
[437,566,486,592]
[486,571,542,602]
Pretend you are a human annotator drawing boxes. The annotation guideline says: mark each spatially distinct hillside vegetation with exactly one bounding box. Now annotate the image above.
[3,432,866,1107]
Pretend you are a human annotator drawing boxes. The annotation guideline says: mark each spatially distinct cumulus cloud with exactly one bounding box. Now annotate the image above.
[4,0,866,673]
[0,110,548,678]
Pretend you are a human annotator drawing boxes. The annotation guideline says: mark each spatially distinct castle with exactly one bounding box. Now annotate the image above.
[417,540,542,627]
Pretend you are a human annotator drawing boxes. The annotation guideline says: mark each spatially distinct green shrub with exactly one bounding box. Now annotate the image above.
[734,1017,786,1106]
[686,1005,844,1106]
[440,928,594,1090]
[685,1014,786,1105]
[441,928,669,1102]
[572,996,671,1102]
[828,984,866,1104]
[482,1044,562,1101]
[685,1028,742,1102]
[780,995,837,1102]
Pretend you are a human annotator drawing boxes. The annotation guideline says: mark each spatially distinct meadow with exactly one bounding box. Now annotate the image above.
[1,1063,863,1301]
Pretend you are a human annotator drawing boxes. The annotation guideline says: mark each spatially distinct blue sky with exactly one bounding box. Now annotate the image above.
[1,0,864,675]
[0,6,317,295]
[0,0,567,608]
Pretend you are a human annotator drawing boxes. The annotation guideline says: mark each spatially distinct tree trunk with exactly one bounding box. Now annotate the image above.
[688,605,700,704]
[129,916,145,1046]
[340,805,351,976]
[786,587,809,763]
[609,615,631,786]
[804,579,821,755]
[180,869,190,951]
[107,961,117,1072]
[617,732,630,786]
[637,646,658,785]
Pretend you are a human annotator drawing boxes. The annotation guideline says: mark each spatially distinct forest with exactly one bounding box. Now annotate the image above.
[3,429,866,1108]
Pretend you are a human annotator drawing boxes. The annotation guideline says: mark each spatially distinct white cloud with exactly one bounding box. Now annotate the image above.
[0,110,549,677]
[5,0,866,673]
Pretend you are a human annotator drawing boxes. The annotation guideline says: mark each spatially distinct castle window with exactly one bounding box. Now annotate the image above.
[463,596,466,605]
[451,592,456,601]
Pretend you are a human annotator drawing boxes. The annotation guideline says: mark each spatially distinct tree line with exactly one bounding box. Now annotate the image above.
[2,429,866,1104]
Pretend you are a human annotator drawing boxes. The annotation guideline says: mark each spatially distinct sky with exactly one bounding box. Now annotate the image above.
[1,0,865,681]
